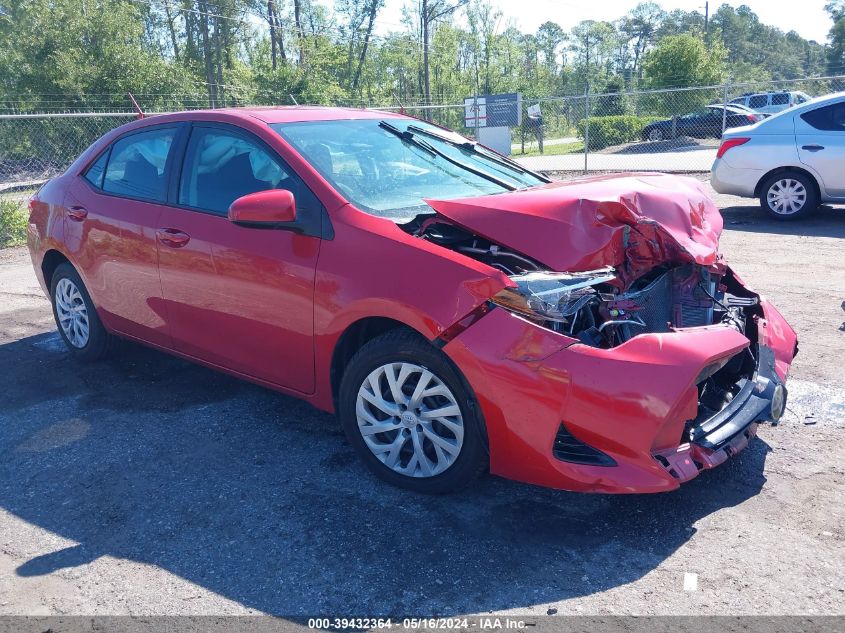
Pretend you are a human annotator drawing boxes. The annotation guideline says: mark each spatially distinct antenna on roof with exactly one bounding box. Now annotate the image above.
[289,94,299,106]
[128,92,145,119]
[393,92,405,115]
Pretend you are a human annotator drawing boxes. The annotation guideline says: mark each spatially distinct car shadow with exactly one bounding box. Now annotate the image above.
[0,330,771,615]
[720,203,845,238]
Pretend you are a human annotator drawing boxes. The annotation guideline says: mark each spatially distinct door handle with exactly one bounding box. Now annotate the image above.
[802,144,825,151]
[156,228,191,248]
[67,205,88,221]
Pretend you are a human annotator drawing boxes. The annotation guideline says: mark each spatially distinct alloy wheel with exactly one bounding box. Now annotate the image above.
[355,362,464,478]
[55,277,90,348]
[767,178,807,215]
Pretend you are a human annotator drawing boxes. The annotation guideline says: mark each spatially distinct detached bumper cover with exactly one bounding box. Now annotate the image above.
[443,300,796,494]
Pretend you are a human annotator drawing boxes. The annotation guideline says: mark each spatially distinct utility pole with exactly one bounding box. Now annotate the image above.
[704,1,709,38]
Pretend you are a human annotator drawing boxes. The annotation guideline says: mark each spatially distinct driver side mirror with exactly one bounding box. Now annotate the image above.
[228,189,297,228]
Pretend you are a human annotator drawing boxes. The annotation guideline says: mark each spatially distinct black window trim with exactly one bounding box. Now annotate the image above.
[80,123,187,205]
[169,121,333,240]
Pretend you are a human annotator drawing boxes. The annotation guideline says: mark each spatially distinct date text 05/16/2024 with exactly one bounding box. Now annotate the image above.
[307,618,528,630]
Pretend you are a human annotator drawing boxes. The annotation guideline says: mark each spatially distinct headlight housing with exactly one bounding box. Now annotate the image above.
[491,268,616,322]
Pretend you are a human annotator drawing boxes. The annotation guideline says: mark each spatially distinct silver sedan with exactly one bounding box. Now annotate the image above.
[711,91,845,220]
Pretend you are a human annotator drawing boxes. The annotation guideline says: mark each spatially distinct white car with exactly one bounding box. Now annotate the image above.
[730,91,811,115]
[711,91,845,219]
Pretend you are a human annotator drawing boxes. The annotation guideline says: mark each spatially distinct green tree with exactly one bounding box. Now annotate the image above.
[828,1,845,74]
[536,21,565,77]
[569,20,617,91]
[642,33,726,114]
[0,0,195,110]
[643,33,726,88]
[618,2,666,81]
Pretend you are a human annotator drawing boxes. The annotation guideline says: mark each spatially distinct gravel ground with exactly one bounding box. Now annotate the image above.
[0,185,843,617]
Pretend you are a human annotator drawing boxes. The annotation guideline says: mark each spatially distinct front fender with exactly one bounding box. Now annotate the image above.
[310,206,509,411]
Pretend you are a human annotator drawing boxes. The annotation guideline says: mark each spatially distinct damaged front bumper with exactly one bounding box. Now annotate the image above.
[654,344,786,483]
[442,297,797,494]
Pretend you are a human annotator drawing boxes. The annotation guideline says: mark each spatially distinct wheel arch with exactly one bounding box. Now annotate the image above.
[41,249,72,290]
[754,165,821,200]
[329,316,423,409]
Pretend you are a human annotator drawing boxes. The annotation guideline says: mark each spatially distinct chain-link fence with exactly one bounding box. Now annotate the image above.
[382,75,845,177]
[2,75,844,213]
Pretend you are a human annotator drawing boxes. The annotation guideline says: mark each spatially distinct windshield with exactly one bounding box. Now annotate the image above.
[271,119,546,221]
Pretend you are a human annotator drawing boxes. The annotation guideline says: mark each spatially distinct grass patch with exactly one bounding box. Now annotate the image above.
[1,199,28,248]
[512,141,584,157]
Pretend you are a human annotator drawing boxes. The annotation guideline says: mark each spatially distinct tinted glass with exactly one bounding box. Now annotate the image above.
[84,150,109,189]
[102,128,174,201]
[749,95,768,108]
[801,103,845,131]
[273,119,546,221]
[771,93,789,105]
[180,127,303,216]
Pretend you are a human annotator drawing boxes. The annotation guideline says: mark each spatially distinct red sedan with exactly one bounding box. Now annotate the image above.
[27,107,798,494]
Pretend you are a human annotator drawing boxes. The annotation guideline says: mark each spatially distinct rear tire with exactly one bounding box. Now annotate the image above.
[338,329,487,494]
[759,171,818,220]
[50,263,117,361]
[647,128,664,142]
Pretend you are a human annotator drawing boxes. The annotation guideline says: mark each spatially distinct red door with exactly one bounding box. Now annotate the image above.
[63,125,179,348]
[155,125,321,394]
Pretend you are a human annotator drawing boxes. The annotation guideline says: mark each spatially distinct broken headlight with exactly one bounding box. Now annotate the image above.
[491,268,616,323]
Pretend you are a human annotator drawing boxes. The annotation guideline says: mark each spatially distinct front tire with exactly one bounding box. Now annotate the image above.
[50,262,116,361]
[647,128,664,142]
[338,329,488,494]
[759,171,818,220]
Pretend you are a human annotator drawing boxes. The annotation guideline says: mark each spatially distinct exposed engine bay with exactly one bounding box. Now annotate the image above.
[403,216,763,351]
[403,214,787,437]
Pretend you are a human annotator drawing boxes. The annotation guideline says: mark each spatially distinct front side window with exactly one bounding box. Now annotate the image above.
[179,128,293,215]
[771,93,789,106]
[801,103,845,131]
[272,119,547,221]
[102,128,174,202]
[749,95,768,109]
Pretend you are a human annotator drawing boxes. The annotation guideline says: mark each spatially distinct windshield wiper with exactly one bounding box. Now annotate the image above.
[406,124,550,182]
[379,121,516,191]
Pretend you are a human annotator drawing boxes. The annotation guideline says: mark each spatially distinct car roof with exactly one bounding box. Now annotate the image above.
[736,90,808,97]
[766,90,845,118]
[724,90,845,135]
[164,106,405,124]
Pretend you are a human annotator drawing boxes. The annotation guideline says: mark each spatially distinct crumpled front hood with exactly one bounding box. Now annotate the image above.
[425,173,724,286]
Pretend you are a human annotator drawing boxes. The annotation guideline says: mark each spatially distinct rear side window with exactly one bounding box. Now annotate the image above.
[102,128,175,202]
[771,93,789,106]
[730,97,745,105]
[749,95,768,109]
[801,103,845,131]
[83,150,109,189]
